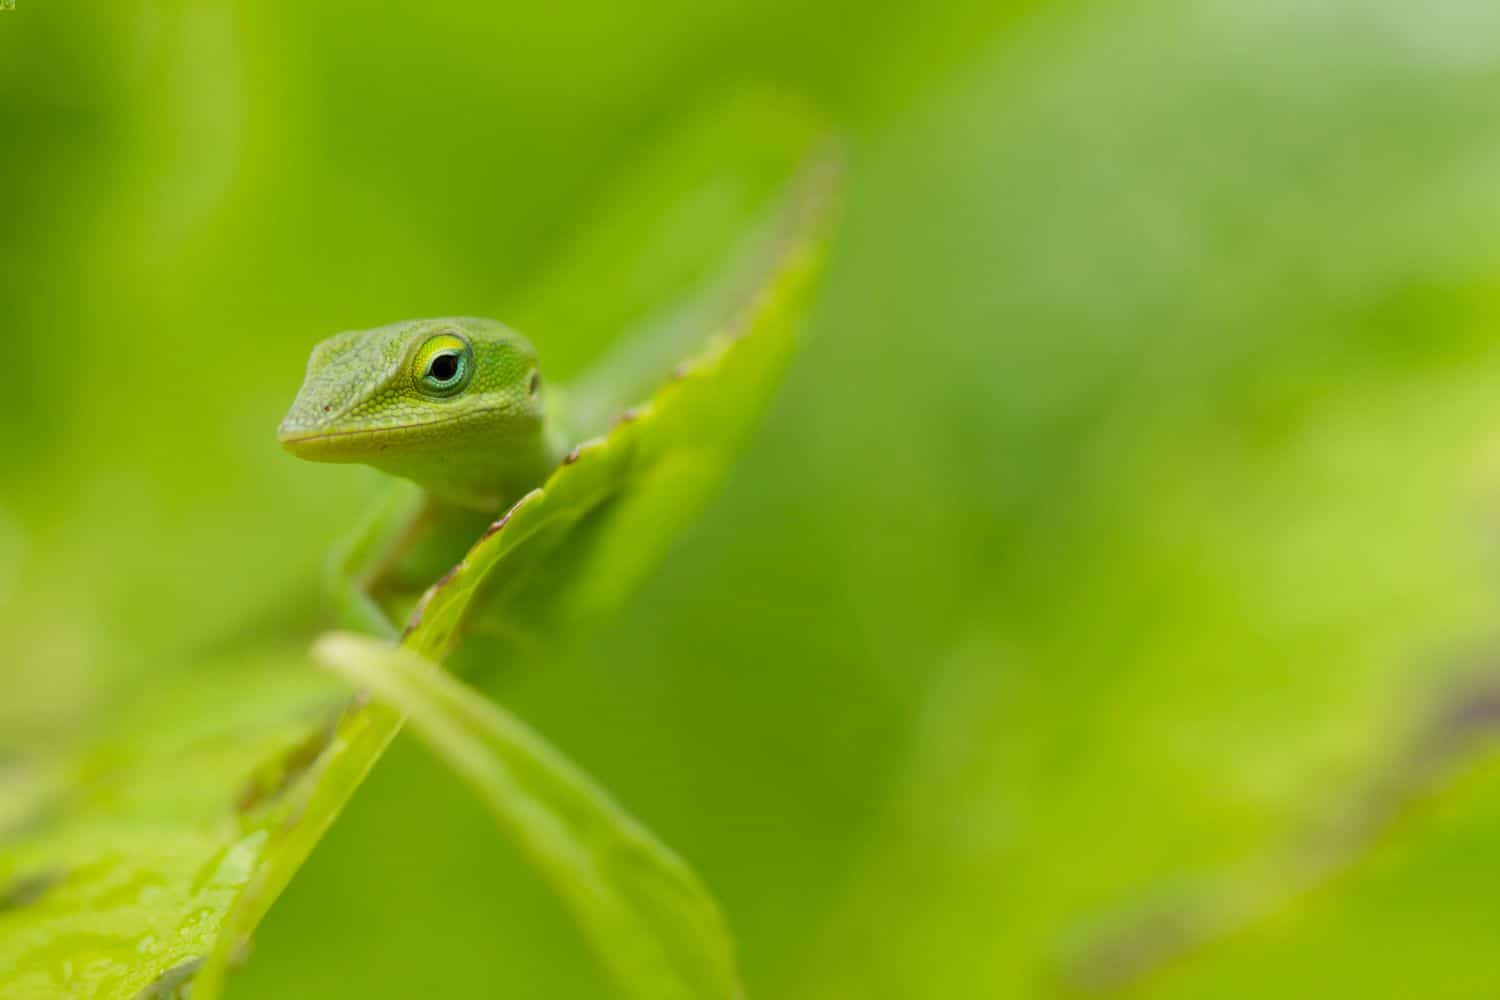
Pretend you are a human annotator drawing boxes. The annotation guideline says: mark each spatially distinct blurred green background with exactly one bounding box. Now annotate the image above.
[7,0,1500,996]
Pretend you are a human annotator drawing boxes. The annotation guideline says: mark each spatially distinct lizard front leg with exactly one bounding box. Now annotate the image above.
[324,481,432,639]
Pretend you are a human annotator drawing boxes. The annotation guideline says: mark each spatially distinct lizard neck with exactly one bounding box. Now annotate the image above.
[380,415,570,513]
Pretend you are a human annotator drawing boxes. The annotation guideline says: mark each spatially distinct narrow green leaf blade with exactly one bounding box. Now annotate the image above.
[313,632,741,1000]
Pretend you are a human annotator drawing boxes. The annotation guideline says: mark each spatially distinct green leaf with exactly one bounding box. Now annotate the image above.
[0,651,349,1000]
[312,632,741,1000]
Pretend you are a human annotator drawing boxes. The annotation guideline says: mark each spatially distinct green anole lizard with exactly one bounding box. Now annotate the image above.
[278,316,567,637]
[278,145,839,640]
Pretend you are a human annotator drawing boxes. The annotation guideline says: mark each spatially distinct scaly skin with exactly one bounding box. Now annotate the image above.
[279,317,577,636]
[279,317,568,511]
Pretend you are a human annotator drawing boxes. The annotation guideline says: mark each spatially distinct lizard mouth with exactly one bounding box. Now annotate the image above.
[277,408,508,462]
[278,424,405,461]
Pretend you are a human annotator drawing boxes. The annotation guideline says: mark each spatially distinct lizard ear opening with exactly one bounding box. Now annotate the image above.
[529,371,541,397]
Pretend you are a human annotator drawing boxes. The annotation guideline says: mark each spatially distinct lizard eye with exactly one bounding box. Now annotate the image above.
[413,334,473,397]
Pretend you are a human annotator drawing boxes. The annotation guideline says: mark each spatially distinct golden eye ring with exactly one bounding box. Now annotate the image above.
[412,334,473,397]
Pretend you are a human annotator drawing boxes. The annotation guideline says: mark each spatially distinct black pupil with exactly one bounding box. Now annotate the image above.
[429,353,460,383]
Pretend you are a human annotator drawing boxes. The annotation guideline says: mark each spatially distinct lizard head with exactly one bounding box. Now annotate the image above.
[279,317,555,508]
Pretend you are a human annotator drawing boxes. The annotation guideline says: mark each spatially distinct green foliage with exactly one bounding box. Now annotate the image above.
[9,1,1500,998]
[0,653,346,1000]
[0,100,835,998]
[314,632,741,1000]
